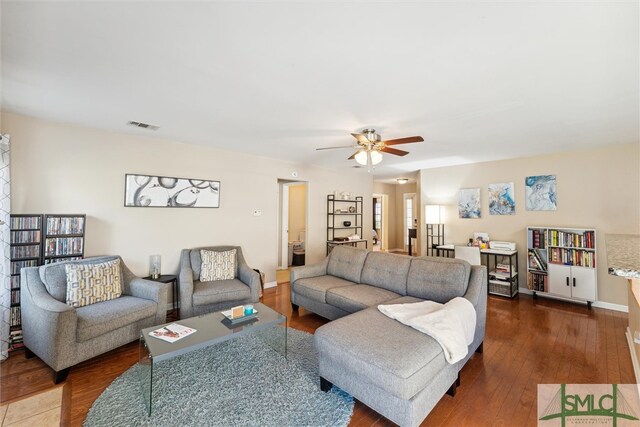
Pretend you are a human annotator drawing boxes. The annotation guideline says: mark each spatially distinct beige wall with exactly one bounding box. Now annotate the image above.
[418,143,640,306]
[4,112,373,287]
[288,183,306,242]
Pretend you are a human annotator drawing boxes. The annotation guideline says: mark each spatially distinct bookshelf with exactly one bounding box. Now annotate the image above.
[43,214,86,264]
[9,214,44,351]
[326,195,367,255]
[526,226,597,308]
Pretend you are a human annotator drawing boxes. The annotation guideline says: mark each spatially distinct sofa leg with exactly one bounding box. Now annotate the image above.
[291,303,299,312]
[456,373,461,387]
[475,341,484,354]
[446,380,457,397]
[24,347,36,359]
[53,368,70,384]
[320,377,333,392]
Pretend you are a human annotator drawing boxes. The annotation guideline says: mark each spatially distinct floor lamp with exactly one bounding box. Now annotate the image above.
[425,205,444,257]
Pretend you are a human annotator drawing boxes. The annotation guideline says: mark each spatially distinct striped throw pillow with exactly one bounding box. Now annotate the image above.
[200,249,236,281]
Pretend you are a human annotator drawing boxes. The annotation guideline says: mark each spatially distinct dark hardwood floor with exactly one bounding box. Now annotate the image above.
[1,283,634,426]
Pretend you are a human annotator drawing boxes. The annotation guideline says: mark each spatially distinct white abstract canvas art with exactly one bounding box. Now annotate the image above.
[458,188,481,218]
[488,182,515,215]
[525,175,557,211]
[125,174,220,208]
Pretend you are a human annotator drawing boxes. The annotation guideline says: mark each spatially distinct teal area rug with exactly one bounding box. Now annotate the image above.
[83,328,353,427]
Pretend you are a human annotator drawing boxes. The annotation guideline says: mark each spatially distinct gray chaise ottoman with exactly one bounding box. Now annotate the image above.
[314,296,459,427]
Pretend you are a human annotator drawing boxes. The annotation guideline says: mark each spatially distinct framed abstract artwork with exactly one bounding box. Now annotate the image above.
[124,174,220,208]
[525,175,557,211]
[488,182,515,215]
[458,188,481,218]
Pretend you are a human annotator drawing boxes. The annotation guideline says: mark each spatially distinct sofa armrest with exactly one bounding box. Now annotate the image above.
[129,278,168,323]
[21,267,78,371]
[290,258,329,283]
[179,249,195,318]
[238,263,261,302]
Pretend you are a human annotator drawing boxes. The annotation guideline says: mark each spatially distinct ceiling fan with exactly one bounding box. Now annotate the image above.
[316,129,424,168]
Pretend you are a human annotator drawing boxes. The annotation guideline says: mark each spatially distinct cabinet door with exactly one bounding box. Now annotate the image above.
[548,263,572,298]
[571,266,597,301]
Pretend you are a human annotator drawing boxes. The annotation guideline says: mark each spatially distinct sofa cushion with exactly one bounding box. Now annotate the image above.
[314,306,446,400]
[326,246,368,284]
[76,295,156,342]
[192,279,250,306]
[39,256,121,303]
[200,249,236,282]
[360,252,411,295]
[326,285,400,313]
[292,275,355,303]
[65,259,123,308]
[407,257,471,303]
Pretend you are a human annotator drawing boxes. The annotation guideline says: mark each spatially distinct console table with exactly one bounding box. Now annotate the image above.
[435,244,519,298]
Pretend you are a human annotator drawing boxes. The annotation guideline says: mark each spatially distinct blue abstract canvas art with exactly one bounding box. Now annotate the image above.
[525,175,557,211]
[488,182,515,215]
[458,188,481,218]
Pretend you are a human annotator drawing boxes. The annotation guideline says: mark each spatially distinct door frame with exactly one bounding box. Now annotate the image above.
[403,193,417,251]
[278,180,308,270]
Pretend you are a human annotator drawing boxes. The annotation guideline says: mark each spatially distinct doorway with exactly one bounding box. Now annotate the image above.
[372,193,389,252]
[403,193,417,252]
[277,180,308,284]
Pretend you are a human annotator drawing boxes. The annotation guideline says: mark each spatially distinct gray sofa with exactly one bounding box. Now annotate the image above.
[179,246,261,319]
[290,246,487,427]
[21,256,168,383]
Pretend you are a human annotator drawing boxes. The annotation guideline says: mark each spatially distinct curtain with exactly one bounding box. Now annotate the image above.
[0,134,10,360]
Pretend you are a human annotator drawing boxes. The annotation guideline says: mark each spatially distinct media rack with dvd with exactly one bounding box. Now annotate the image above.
[43,214,86,264]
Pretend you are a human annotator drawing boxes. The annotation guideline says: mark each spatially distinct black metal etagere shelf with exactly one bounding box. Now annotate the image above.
[326,195,367,255]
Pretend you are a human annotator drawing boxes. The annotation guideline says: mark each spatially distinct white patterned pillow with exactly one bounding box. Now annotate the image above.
[65,259,122,308]
[200,249,236,281]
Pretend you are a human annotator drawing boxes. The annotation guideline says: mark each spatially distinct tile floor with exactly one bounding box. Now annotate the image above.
[0,386,63,427]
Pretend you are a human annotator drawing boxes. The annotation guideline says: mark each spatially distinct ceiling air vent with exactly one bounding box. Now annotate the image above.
[127,121,159,131]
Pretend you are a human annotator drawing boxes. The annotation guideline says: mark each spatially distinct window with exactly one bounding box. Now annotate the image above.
[374,200,382,230]
[405,197,413,246]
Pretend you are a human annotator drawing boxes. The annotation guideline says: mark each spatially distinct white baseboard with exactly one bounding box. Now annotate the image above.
[263,281,277,289]
[519,288,628,313]
[626,327,640,383]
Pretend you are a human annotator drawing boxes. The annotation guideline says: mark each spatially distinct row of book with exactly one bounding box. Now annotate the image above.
[10,216,41,230]
[11,230,41,244]
[44,256,82,265]
[10,306,21,327]
[528,249,547,271]
[528,229,547,249]
[46,217,85,235]
[11,245,40,260]
[9,329,23,349]
[527,272,548,292]
[44,237,83,257]
[11,259,38,275]
[548,230,595,249]
[549,248,596,268]
[11,275,19,289]
[11,289,20,305]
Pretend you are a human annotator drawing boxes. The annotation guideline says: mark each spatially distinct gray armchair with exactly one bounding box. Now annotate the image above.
[179,246,260,319]
[21,256,168,383]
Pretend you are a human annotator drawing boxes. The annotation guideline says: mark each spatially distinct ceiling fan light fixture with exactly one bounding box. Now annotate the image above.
[370,150,383,165]
[354,150,368,166]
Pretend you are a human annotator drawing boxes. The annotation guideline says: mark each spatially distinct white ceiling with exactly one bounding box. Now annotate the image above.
[2,2,638,178]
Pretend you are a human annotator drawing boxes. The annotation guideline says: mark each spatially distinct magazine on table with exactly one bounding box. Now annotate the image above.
[149,323,196,343]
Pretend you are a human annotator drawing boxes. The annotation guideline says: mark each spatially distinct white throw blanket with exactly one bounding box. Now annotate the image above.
[378,297,476,364]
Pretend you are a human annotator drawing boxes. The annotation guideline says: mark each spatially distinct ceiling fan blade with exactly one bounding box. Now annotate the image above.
[316,145,357,151]
[347,150,361,160]
[382,136,424,146]
[380,147,409,156]
[351,133,370,145]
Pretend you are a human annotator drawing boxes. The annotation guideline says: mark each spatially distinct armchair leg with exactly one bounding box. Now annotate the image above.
[25,347,36,359]
[53,368,70,384]
[291,303,299,312]
[320,377,333,392]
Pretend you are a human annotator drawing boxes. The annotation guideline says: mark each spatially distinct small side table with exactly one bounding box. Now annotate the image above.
[144,274,179,319]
